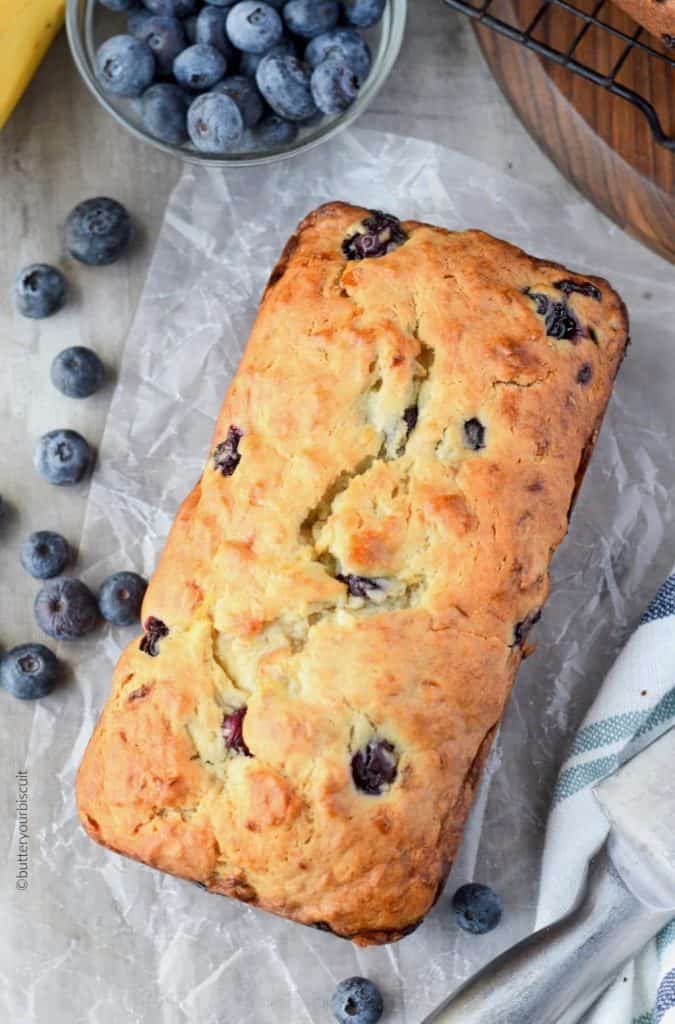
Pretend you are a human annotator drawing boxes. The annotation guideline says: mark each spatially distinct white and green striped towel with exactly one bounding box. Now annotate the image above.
[537,570,675,1024]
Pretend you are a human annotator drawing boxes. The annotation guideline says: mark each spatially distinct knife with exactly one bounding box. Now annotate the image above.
[423,723,675,1024]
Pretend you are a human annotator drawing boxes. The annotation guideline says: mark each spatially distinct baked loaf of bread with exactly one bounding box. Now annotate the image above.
[77,203,628,945]
[611,0,674,44]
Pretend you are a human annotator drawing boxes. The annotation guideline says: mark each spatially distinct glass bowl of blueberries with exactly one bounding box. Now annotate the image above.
[66,0,406,165]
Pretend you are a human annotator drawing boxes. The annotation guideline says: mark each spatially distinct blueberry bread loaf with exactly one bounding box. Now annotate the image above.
[77,203,628,945]
[611,0,674,45]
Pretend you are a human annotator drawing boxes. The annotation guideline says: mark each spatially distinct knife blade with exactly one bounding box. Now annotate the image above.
[423,723,675,1024]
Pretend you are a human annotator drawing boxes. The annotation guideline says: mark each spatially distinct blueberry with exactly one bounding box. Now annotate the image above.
[98,571,148,626]
[183,13,198,41]
[141,83,190,144]
[34,578,99,641]
[187,91,244,151]
[226,1,283,53]
[463,418,485,451]
[13,264,66,319]
[239,35,295,76]
[336,573,380,599]
[342,210,406,260]
[577,362,592,384]
[127,5,152,31]
[222,706,253,756]
[20,531,70,579]
[174,43,227,88]
[211,74,263,126]
[512,609,541,647]
[139,616,169,656]
[0,644,60,700]
[526,291,579,342]
[342,0,385,28]
[142,0,196,15]
[64,197,133,267]
[213,424,243,474]
[50,346,105,399]
[34,429,92,486]
[196,7,238,61]
[283,0,338,38]
[331,978,384,1024]
[311,57,359,113]
[452,883,503,935]
[95,35,155,97]
[201,0,239,5]
[256,53,317,121]
[554,278,601,302]
[248,110,298,146]
[305,28,371,79]
[99,0,135,10]
[351,738,397,795]
[131,15,186,75]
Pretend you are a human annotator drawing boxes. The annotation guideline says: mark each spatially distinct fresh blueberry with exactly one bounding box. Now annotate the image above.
[554,278,601,301]
[131,15,186,75]
[127,4,152,32]
[183,13,198,41]
[187,91,244,151]
[211,74,264,126]
[337,573,380,598]
[34,429,92,486]
[331,977,384,1024]
[351,738,397,795]
[20,531,70,579]
[196,7,238,61]
[64,197,133,266]
[248,110,298,146]
[139,616,169,656]
[256,53,317,120]
[95,35,155,97]
[98,571,148,626]
[34,578,99,641]
[305,28,371,79]
[342,0,385,28]
[141,82,190,144]
[0,644,60,700]
[142,0,196,16]
[226,1,283,53]
[239,35,295,76]
[342,210,407,260]
[174,43,227,89]
[222,706,253,756]
[200,0,239,5]
[452,883,503,935]
[50,346,105,399]
[283,0,338,38]
[463,417,485,451]
[13,264,66,319]
[311,58,359,113]
[213,424,243,474]
[99,0,135,10]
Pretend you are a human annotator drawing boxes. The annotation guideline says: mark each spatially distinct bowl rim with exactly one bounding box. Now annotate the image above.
[65,0,407,168]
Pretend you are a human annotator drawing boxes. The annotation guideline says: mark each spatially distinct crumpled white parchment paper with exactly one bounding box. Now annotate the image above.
[4,128,675,1024]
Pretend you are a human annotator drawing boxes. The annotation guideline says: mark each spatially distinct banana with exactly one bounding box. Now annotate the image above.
[0,0,66,129]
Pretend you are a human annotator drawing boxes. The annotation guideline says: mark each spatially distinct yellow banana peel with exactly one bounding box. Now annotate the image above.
[0,0,66,129]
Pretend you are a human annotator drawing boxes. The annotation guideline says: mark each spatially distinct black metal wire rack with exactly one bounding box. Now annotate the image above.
[443,0,675,149]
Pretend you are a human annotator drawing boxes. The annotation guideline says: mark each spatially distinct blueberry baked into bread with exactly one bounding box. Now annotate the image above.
[77,203,629,945]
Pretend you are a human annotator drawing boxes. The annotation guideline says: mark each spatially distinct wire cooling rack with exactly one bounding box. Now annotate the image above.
[443,0,675,149]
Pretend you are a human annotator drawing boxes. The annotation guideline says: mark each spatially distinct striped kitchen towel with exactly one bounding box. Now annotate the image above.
[536,569,675,1024]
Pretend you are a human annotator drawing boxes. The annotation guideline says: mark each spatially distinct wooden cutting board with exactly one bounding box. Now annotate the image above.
[469,0,675,263]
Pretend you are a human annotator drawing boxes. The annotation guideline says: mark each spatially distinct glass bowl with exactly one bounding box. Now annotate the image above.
[66,0,407,166]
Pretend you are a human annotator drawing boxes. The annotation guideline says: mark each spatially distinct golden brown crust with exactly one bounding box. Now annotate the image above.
[77,202,629,944]
[611,0,675,41]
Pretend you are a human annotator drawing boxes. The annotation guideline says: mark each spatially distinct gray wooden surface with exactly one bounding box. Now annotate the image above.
[0,0,620,746]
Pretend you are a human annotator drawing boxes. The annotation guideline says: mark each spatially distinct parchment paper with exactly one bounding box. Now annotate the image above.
[4,128,675,1024]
